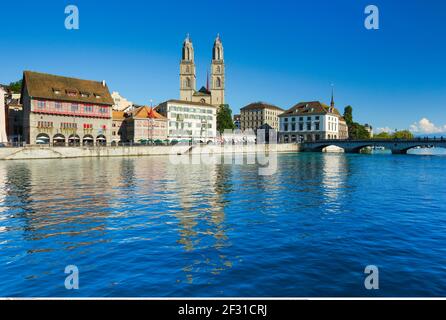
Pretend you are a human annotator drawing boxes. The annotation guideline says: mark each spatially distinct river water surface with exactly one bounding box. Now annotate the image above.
[1,152,446,297]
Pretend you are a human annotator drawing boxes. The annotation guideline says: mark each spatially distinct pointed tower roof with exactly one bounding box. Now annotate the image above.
[214,33,221,44]
[212,33,224,61]
[184,33,191,44]
[330,84,335,107]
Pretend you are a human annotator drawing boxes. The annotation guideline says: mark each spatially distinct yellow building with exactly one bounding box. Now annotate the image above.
[240,102,284,131]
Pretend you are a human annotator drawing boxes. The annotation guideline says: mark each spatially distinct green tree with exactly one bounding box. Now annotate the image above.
[216,104,235,133]
[343,106,353,126]
[375,130,413,140]
[392,130,414,140]
[349,122,370,140]
[343,106,370,139]
[374,131,392,139]
[8,80,22,93]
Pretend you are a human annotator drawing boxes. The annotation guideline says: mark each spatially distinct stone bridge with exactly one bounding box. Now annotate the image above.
[301,138,446,154]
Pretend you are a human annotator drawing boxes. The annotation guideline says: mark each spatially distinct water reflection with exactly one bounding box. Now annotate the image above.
[2,152,445,297]
[166,158,233,283]
[321,153,348,203]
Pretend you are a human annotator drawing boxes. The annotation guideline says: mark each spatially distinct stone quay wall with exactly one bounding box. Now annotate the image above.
[0,143,300,161]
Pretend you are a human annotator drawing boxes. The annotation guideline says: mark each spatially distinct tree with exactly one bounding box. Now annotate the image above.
[344,106,353,126]
[216,104,235,133]
[374,130,414,140]
[392,130,414,140]
[343,105,370,139]
[349,122,370,140]
[8,80,22,93]
[375,132,392,139]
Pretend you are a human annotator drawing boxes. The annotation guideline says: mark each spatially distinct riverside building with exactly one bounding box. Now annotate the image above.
[125,106,168,144]
[278,101,345,143]
[21,71,114,146]
[240,102,284,132]
[156,100,216,144]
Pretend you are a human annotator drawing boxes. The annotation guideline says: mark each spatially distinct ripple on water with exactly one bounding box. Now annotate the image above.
[0,153,446,296]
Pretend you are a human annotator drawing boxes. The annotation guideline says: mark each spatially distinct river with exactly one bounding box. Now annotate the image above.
[1,151,446,297]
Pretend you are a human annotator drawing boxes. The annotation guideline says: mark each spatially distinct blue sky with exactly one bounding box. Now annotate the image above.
[1,0,445,133]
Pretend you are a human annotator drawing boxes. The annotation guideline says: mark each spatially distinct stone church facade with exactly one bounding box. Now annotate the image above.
[179,34,225,107]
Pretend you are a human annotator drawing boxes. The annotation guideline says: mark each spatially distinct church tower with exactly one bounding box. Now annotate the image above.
[180,34,196,102]
[210,34,225,107]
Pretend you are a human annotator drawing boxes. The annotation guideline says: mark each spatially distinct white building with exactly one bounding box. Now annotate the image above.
[279,101,343,143]
[111,91,133,111]
[156,100,217,143]
[0,86,8,143]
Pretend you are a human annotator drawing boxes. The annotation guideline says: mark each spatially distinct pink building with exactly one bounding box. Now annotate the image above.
[21,71,114,146]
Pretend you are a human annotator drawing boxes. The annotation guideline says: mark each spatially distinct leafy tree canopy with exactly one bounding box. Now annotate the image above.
[7,80,22,93]
[374,130,414,140]
[349,122,371,140]
[343,105,353,126]
[343,106,370,139]
[217,104,235,133]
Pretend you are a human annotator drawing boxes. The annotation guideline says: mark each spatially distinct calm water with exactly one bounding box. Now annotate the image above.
[1,151,446,297]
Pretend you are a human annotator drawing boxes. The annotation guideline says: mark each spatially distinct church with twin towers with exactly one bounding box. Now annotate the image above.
[179,34,225,107]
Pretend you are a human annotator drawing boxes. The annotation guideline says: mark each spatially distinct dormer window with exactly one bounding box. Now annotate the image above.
[94,93,101,99]
[66,89,77,97]
[80,91,90,98]
[53,88,61,95]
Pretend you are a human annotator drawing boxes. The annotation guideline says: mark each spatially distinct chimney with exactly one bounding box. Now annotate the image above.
[102,80,106,87]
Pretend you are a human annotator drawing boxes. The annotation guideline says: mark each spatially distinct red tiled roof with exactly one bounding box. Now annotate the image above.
[133,106,167,119]
[112,110,126,120]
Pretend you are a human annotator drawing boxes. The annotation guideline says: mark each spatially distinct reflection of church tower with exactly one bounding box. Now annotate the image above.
[180,34,196,102]
[210,34,225,107]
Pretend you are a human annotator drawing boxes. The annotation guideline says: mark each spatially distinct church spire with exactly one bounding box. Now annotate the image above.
[182,33,194,62]
[330,84,335,108]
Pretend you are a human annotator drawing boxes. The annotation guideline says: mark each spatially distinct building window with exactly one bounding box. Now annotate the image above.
[71,104,78,112]
[37,101,46,109]
[315,123,320,131]
[307,123,311,131]
[284,124,288,131]
[299,123,303,131]
[55,102,62,110]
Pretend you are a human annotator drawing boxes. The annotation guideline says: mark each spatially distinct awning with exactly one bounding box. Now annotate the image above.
[36,139,49,144]
[83,137,94,141]
[96,137,106,141]
[69,136,80,140]
[53,136,65,141]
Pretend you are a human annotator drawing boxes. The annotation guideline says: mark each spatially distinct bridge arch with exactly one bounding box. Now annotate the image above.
[303,139,446,154]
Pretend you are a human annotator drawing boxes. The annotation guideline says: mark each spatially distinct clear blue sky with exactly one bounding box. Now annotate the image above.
[1,0,445,133]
